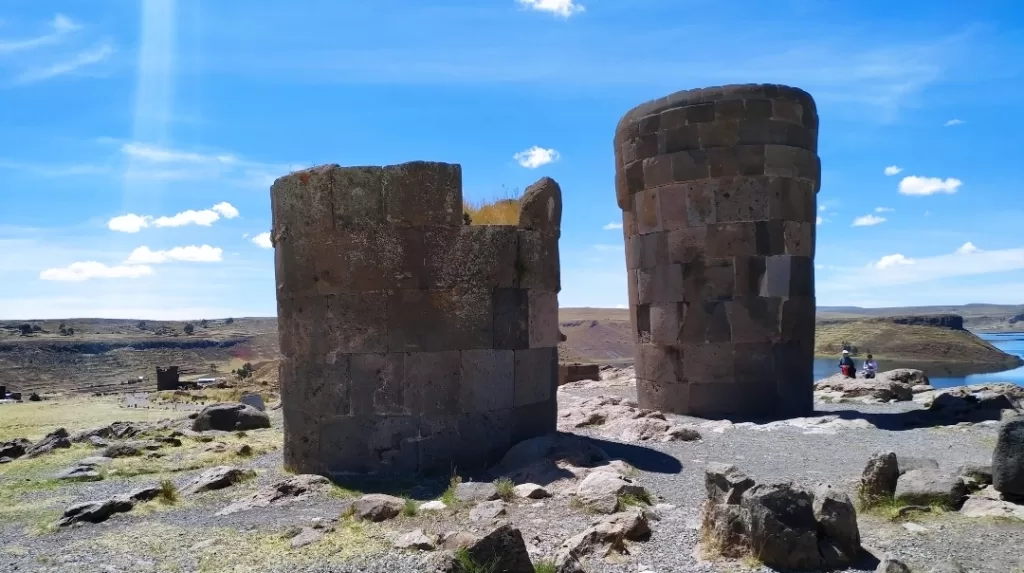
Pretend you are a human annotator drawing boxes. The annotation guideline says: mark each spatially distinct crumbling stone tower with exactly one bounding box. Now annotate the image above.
[272,162,561,476]
[613,84,819,419]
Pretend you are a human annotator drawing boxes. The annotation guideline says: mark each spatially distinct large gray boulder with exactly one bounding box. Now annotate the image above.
[183,466,255,495]
[0,438,31,460]
[441,524,533,573]
[554,508,650,573]
[352,494,404,522]
[191,403,270,432]
[58,498,134,527]
[575,471,648,514]
[895,469,967,508]
[861,451,900,499]
[24,428,71,458]
[706,463,755,504]
[813,484,860,565]
[741,483,823,570]
[993,416,1024,497]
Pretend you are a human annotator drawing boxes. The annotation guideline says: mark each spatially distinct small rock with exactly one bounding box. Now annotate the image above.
[155,436,182,447]
[289,527,324,549]
[575,471,648,514]
[898,456,940,475]
[862,451,900,499]
[513,483,550,499]
[554,508,651,572]
[120,486,163,503]
[352,494,405,522]
[236,444,253,456]
[54,457,111,481]
[902,522,928,533]
[959,496,1024,520]
[87,436,110,448]
[876,557,912,573]
[103,442,146,458]
[812,484,860,564]
[455,482,500,503]
[419,500,447,512]
[24,428,71,458]
[469,500,507,521]
[58,498,134,526]
[0,438,31,460]
[183,466,255,495]
[705,463,755,505]
[993,416,1024,497]
[439,531,479,551]
[394,529,436,551]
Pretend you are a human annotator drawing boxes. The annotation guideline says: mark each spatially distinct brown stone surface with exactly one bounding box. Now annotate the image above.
[558,362,601,386]
[273,162,561,475]
[614,85,818,420]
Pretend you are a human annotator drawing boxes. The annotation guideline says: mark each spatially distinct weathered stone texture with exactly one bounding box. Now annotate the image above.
[273,162,561,476]
[615,85,819,419]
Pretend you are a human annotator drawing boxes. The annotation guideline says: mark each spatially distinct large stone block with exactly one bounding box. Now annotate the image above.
[460,350,515,413]
[332,166,387,228]
[387,288,494,352]
[518,177,563,234]
[349,353,407,416]
[517,230,560,291]
[424,225,519,289]
[493,288,529,350]
[405,351,463,421]
[514,347,557,407]
[382,162,462,227]
[528,290,560,347]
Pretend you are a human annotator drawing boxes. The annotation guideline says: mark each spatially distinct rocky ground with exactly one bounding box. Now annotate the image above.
[1,368,1022,573]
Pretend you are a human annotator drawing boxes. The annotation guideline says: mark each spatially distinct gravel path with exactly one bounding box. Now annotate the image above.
[1,379,1021,573]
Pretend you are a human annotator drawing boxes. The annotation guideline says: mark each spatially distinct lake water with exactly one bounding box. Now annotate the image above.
[812,332,1024,389]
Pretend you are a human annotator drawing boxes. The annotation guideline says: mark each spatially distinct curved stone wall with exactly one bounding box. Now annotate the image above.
[613,84,819,419]
[272,163,561,476]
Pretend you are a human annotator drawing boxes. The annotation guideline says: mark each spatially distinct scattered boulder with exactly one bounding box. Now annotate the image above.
[439,531,479,551]
[895,469,968,508]
[742,483,824,570]
[87,436,109,448]
[289,527,324,549]
[558,396,702,443]
[706,463,755,505]
[0,457,13,464]
[58,498,134,527]
[955,464,993,490]
[352,494,405,522]
[993,416,1024,497]
[54,457,111,481]
[877,557,912,573]
[441,524,533,573]
[24,428,71,458]
[575,472,648,514]
[861,451,900,500]
[394,529,436,551]
[102,441,159,458]
[517,176,562,232]
[812,484,861,566]
[71,421,146,443]
[469,500,507,521]
[238,392,266,412]
[183,466,255,495]
[0,438,31,460]
[514,483,551,499]
[217,474,331,516]
[28,392,41,402]
[554,508,651,572]
[118,485,164,503]
[454,482,500,503]
[916,384,1023,422]
[419,500,447,512]
[191,403,271,432]
[959,495,1024,521]
[815,370,922,403]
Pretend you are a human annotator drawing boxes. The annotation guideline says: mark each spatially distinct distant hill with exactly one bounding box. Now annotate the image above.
[818,303,1024,332]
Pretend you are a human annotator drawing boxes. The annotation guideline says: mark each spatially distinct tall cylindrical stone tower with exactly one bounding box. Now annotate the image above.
[613,84,819,419]
[272,162,562,476]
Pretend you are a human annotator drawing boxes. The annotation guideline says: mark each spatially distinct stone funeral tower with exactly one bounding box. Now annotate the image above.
[613,84,820,419]
[271,162,561,476]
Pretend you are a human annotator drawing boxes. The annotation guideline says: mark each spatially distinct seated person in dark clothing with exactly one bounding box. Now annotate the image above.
[838,350,856,378]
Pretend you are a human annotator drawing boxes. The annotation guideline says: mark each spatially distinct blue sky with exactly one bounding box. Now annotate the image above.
[1,0,1023,320]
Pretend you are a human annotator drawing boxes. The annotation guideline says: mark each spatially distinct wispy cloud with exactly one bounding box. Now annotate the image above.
[514,146,560,169]
[874,254,915,269]
[603,222,622,231]
[517,0,585,18]
[119,141,290,187]
[107,202,241,233]
[884,165,903,176]
[40,261,154,282]
[898,175,962,196]
[817,215,825,225]
[943,119,965,127]
[122,143,237,165]
[824,244,1024,289]
[0,14,80,55]
[874,207,894,213]
[853,214,886,227]
[251,232,273,249]
[125,245,224,264]
[13,42,114,85]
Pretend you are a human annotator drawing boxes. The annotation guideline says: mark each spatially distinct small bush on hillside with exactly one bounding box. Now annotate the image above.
[183,323,195,335]
[224,317,234,325]
[18,324,32,336]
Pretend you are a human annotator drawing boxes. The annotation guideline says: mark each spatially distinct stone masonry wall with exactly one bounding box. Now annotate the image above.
[272,163,562,476]
[613,84,819,419]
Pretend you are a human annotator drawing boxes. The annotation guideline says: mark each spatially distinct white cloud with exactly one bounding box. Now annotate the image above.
[0,13,80,55]
[874,207,894,213]
[125,245,224,264]
[14,43,114,85]
[40,262,154,282]
[884,165,903,176]
[819,205,826,212]
[121,143,237,165]
[816,215,824,225]
[853,214,886,227]
[514,146,560,169]
[956,242,979,255]
[251,232,273,249]
[211,202,240,219]
[153,210,221,228]
[898,175,962,196]
[943,119,965,127]
[874,254,915,269]
[107,214,151,233]
[517,0,585,17]
[603,222,623,231]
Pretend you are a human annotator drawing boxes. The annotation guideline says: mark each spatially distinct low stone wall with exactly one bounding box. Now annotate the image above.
[558,363,601,386]
[273,163,562,476]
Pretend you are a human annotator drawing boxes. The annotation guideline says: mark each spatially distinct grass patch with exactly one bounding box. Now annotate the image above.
[533,559,557,573]
[856,488,950,522]
[617,490,652,509]
[106,427,281,478]
[152,388,257,405]
[441,473,462,506]
[453,548,500,573]
[402,496,418,517]
[463,189,521,226]
[493,477,515,502]
[0,396,172,442]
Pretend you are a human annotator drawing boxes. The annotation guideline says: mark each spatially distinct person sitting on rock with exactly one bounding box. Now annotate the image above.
[863,354,878,379]
[838,350,856,378]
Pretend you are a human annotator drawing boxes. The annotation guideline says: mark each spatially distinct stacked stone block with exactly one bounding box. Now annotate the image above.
[613,84,819,419]
[272,164,562,476]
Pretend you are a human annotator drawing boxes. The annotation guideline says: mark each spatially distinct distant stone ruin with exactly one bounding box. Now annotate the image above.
[558,363,601,386]
[272,162,562,476]
[155,366,180,391]
[613,84,820,419]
